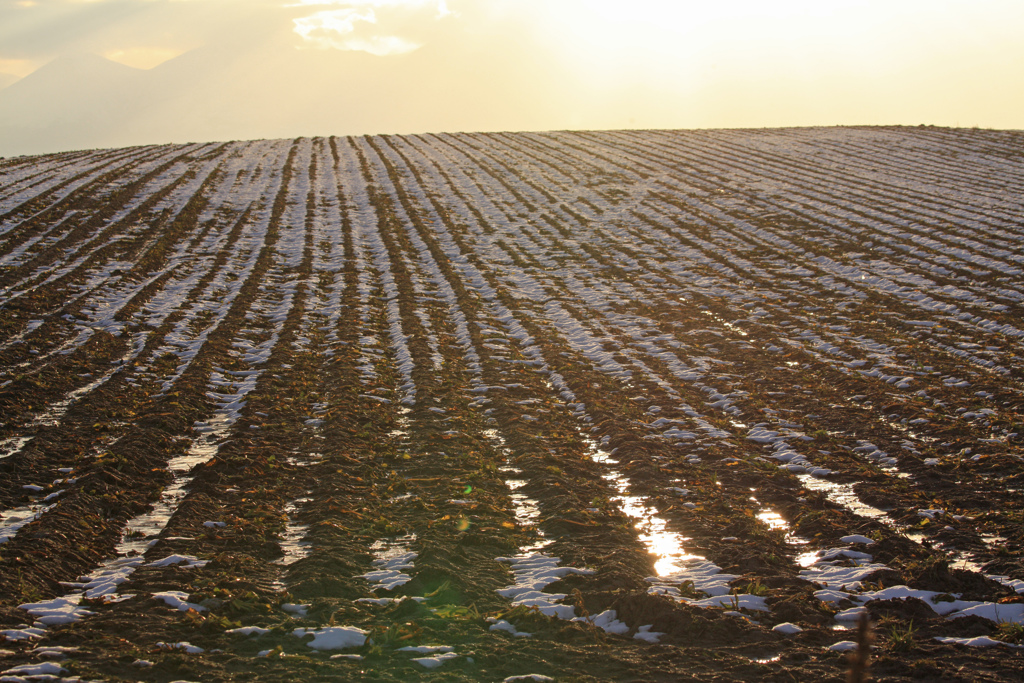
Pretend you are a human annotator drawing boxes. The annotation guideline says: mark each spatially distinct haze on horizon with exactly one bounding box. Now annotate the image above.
[1,0,1022,157]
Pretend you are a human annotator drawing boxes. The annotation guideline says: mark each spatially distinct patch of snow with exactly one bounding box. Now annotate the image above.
[934,636,1023,648]
[226,626,271,636]
[572,609,630,634]
[410,652,459,668]
[634,624,664,643]
[156,641,204,654]
[152,591,206,612]
[839,535,875,545]
[293,626,368,650]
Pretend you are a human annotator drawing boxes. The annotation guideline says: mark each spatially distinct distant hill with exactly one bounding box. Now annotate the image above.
[0,34,692,159]
[0,41,583,158]
[0,55,146,157]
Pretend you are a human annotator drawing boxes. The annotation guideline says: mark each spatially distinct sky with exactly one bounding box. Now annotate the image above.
[1,0,1023,155]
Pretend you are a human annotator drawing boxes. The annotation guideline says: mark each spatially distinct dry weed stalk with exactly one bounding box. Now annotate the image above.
[847,613,873,683]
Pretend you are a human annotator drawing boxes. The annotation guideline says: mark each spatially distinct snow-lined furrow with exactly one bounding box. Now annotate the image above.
[1,131,1023,676]
[623,128,1022,257]
[617,130,1024,303]
[0,151,99,207]
[402,137,754,448]
[650,128,1020,246]
[565,132,978,294]
[341,138,417,405]
[0,150,208,317]
[151,142,292,394]
[0,144,216,310]
[0,144,201,256]
[0,147,160,234]
[0,210,84,270]
[11,150,230,358]
[0,148,131,205]
[759,127,1024,213]
[407,139,698,390]
[292,139,345,353]
[0,146,297,531]
[0,154,269,467]
[363,137,486,383]
[269,141,347,567]
[436,139,770,342]
[7,142,310,636]
[399,133,1021,589]
[193,141,310,434]
[0,338,145,464]
[507,132,1019,385]
[128,143,277,337]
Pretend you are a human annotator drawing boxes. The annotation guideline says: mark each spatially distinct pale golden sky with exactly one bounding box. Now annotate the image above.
[0,0,1022,154]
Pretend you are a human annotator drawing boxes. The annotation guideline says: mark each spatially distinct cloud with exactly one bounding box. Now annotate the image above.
[331,33,419,55]
[291,3,442,56]
[286,0,449,13]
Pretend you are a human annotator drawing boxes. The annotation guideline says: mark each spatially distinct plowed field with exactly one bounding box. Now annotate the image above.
[0,127,1022,681]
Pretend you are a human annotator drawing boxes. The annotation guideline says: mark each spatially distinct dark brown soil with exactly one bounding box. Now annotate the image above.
[0,128,1022,681]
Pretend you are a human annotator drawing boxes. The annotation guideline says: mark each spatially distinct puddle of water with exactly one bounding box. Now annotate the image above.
[118,437,221,556]
[587,440,699,576]
[274,497,312,566]
[700,309,749,337]
[618,488,700,576]
[484,430,545,533]
[796,550,822,568]
[0,436,32,461]
[796,474,888,520]
[286,451,322,467]
[510,489,542,528]
[756,507,811,548]
[757,511,787,531]
[0,500,56,544]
